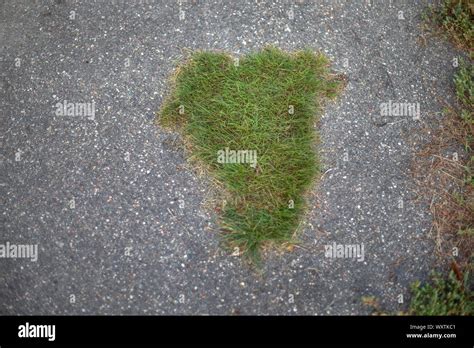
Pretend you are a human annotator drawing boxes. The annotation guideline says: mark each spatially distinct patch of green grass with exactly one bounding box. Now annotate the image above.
[158,47,343,262]
[454,58,474,116]
[424,0,474,51]
[409,271,474,315]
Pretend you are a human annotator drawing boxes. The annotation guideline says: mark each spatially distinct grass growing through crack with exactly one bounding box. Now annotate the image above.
[158,47,343,262]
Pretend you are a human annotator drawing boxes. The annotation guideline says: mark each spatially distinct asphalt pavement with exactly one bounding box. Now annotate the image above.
[0,0,460,314]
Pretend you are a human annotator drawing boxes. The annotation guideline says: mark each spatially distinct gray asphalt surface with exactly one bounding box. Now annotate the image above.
[0,0,460,314]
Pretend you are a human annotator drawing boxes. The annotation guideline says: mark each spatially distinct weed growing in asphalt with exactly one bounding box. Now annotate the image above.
[158,47,343,263]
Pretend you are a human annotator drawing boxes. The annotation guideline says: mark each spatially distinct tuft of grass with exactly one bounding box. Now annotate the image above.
[409,270,474,315]
[158,47,343,263]
[423,0,474,51]
[454,58,474,114]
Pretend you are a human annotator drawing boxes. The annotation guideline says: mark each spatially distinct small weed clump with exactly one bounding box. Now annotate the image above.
[409,271,473,315]
[158,47,343,262]
[362,270,473,315]
[423,0,473,51]
[454,58,474,125]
